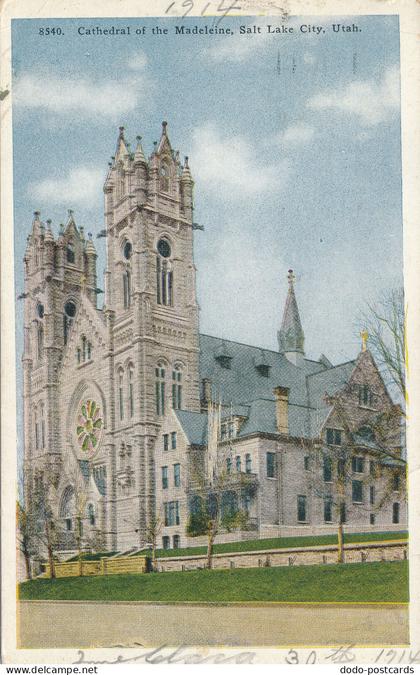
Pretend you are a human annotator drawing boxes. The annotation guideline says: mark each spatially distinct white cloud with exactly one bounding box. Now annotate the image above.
[127,51,148,70]
[307,65,400,126]
[189,122,288,198]
[14,67,152,118]
[28,166,103,206]
[276,124,315,145]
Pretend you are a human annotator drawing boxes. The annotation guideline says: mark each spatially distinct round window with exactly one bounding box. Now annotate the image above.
[157,239,171,258]
[37,303,44,319]
[123,241,132,260]
[64,300,76,318]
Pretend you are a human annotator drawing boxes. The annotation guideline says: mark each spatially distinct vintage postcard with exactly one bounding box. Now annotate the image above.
[1,0,419,667]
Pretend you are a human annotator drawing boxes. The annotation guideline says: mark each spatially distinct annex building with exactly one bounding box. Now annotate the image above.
[22,123,407,553]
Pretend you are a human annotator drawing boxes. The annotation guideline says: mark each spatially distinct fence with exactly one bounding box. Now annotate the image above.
[44,554,147,578]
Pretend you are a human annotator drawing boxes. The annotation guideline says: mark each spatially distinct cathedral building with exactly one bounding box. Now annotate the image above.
[22,122,407,554]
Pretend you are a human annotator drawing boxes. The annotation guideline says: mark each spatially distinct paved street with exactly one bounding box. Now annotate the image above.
[18,601,409,649]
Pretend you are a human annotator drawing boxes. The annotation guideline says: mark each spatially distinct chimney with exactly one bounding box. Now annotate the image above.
[273,386,289,434]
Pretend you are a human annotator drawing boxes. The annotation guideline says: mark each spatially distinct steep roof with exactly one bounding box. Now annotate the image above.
[278,269,305,355]
[195,333,358,441]
[175,410,208,445]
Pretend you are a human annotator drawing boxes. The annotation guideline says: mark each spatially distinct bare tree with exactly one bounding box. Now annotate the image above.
[145,513,163,571]
[187,402,253,569]
[359,288,406,402]
[305,391,405,564]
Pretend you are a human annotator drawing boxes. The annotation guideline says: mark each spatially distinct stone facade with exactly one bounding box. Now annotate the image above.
[22,122,407,555]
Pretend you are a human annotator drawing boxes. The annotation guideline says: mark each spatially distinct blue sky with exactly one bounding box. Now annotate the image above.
[12,14,402,374]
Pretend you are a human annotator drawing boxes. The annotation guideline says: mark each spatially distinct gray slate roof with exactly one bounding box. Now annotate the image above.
[182,334,357,442]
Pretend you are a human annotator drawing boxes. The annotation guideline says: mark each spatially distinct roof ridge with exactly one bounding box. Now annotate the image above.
[306,358,356,378]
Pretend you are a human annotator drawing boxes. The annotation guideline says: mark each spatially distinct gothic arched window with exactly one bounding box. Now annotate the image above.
[63,300,76,345]
[128,365,134,417]
[60,485,75,532]
[160,164,170,192]
[66,242,75,264]
[156,239,173,307]
[172,365,182,410]
[155,363,166,416]
[118,369,124,421]
[123,270,131,309]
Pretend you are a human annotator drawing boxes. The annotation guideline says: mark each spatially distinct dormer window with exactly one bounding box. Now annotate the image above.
[215,355,232,369]
[256,364,270,377]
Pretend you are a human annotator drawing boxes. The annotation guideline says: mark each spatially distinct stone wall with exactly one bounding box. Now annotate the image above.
[155,540,407,572]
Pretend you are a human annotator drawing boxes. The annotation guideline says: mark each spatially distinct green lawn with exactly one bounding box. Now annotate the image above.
[19,560,408,603]
[132,529,408,559]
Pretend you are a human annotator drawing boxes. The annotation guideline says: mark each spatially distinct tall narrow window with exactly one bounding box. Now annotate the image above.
[370,485,375,505]
[40,403,45,449]
[82,336,87,362]
[172,366,182,409]
[162,466,168,489]
[324,497,333,522]
[87,342,92,360]
[266,452,275,478]
[226,458,232,473]
[297,495,307,523]
[323,456,332,482]
[34,408,39,450]
[155,365,165,416]
[87,504,95,526]
[392,502,400,524]
[174,463,181,487]
[37,323,44,360]
[160,164,170,192]
[245,454,252,474]
[118,370,124,421]
[63,301,76,345]
[340,502,346,524]
[123,270,131,309]
[171,432,177,449]
[128,366,134,417]
[66,242,75,264]
[156,239,173,307]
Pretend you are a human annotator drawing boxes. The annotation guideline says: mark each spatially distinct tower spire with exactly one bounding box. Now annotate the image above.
[278,269,305,366]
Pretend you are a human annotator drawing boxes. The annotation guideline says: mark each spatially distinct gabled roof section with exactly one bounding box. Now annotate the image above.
[59,292,107,378]
[307,360,356,410]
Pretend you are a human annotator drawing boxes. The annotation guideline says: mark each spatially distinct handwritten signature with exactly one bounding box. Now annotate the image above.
[73,645,256,665]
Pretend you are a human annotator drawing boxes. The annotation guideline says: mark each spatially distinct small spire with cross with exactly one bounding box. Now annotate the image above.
[287,268,296,287]
[360,329,369,352]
